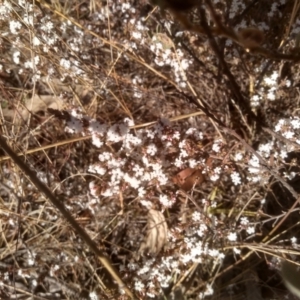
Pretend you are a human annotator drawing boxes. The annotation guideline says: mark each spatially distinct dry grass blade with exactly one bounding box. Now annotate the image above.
[138,209,168,257]
[0,111,204,162]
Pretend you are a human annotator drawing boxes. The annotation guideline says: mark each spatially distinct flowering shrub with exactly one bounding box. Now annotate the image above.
[0,0,300,299]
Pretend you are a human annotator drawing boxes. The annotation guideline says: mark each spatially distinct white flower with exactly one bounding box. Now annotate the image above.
[91,135,103,148]
[10,20,22,34]
[189,159,197,168]
[248,155,260,173]
[196,224,208,237]
[251,94,260,102]
[200,284,214,298]
[212,140,222,152]
[291,237,297,244]
[267,92,276,101]
[33,36,41,46]
[208,249,219,257]
[264,71,278,86]
[60,58,71,69]
[271,71,279,81]
[13,51,20,64]
[275,119,285,132]
[134,280,145,292]
[179,81,187,88]
[98,152,111,162]
[89,291,98,300]
[0,1,12,18]
[132,31,142,39]
[192,211,201,222]
[173,131,181,140]
[280,150,287,159]
[147,144,157,156]
[214,167,222,174]
[27,251,36,266]
[159,194,173,207]
[210,173,220,181]
[234,152,243,161]
[283,131,294,139]
[259,142,273,155]
[227,232,237,242]
[31,279,37,287]
[88,164,106,175]
[291,118,300,129]
[233,247,241,254]
[240,217,249,226]
[41,21,54,32]
[24,56,40,69]
[124,173,141,189]
[121,2,131,12]
[231,171,241,185]
[246,226,255,235]
[66,116,83,133]
[181,59,190,70]
[174,157,183,168]
[138,187,146,197]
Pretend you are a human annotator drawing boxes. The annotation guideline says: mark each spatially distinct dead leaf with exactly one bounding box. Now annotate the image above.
[238,28,265,49]
[173,168,204,191]
[2,95,63,123]
[138,209,168,257]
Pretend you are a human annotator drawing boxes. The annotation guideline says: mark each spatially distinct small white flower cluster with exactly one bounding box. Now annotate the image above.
[231,171,241,185]
[275,117,300,145]
[229,0,246,19]
[291,16,300,35]
[250,94,261,107]
[264,71,279,101]
[0,0,12,20]
[9,20,22,35]
[267,2,281,18]
[131,232,225,297]
[132,75,144,98]
[63,112,214,207]
[239,217,256,236]
[130,19,149,47]
[246,115,300,183]
[247,154,265,183]
[129,255,179,297]
[252,63,283,107]
[150,36,192,88]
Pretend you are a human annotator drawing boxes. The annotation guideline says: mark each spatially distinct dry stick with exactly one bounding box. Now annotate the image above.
[0,111,205,162]
[0,135,92,162]
[263,127,300,149]
[198,5,249,114]
[198,5,257,134]
[173,1,300,61]
[0,135,135,299]
[230,0,259,28]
